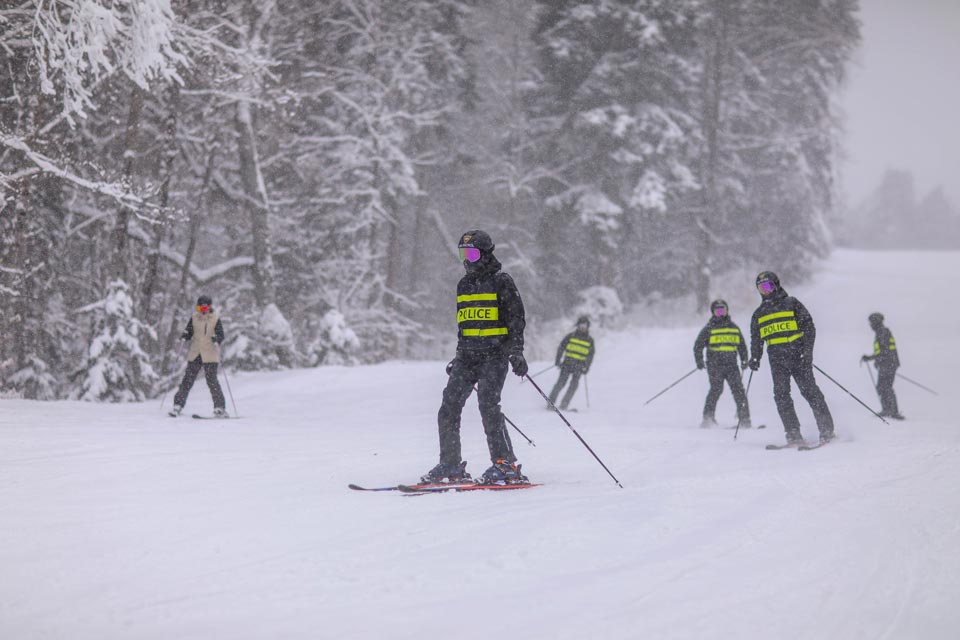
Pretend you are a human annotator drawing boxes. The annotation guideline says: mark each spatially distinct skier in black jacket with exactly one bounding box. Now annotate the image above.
[693,299,751,428]
[861,312,903,419]
[547,316,595,410]
[421,230,529,485]
[748,271,835,445]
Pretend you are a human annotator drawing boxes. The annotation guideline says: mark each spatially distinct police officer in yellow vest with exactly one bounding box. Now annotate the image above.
[169,295,227,418]
[861,312,903,419]
[547,316,595,410]
[421,230,529,485]
[693,299,751,428]
[748,271,834,445]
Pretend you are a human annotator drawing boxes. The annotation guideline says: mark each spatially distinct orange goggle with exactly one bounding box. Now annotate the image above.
[197,305,211,313]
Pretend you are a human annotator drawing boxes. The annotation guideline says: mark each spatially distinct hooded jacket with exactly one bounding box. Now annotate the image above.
[749,288,816,363]
[455,254,525,355]
[694,315,748,368]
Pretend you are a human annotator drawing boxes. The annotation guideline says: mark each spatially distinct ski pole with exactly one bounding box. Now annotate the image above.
[472,384,535,446]
[643,368,698,406]
[733,369,754,440]
[159,339,186,411]
[584,374,590,409]
[524,375,623,488]
[218,347,239,417]
[522,364,556,383]
[896,372,939,396]
[813,364,888,425]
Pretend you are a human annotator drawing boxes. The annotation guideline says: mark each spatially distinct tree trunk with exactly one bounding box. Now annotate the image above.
[109,86,144,282]
[695,0,730,312]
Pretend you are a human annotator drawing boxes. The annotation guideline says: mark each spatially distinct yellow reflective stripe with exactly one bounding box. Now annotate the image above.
[461,328,509,337]
[709,346,738,352]
[565,353,587,360]
[757,310,795,324]
[768,332,804,345]
[566,343,591,355]
[457,306,499,323]
[710,328,740,334]
[569,338,591,347]
[874,341,880,355]
[760,320,798,339]
[709,335,740,344]
[457,293,498,303]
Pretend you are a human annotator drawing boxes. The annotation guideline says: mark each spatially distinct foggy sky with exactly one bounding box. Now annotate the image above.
[840,0,960,207]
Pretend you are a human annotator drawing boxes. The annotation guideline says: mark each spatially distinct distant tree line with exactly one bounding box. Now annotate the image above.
[837,169,960,249]
[0,0,860,400]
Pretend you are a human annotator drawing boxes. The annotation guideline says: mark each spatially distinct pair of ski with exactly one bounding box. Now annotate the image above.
[349,481,539,495]
[765,441,829,451]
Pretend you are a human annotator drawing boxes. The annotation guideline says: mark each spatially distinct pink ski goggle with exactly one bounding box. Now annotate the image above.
[757,281,777,294]
[459,246,482,263]
[713,307,727,317]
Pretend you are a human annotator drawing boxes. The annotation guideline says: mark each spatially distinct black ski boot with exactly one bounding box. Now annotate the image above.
[480,459,528,485]
[420,461,471,484]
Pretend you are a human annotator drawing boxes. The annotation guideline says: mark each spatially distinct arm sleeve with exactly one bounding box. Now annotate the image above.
[794,299,816,357]
[736,325,748,363]
[555,335,569,365]
[498,274,526,353]
[214,319,225,344]
[585,338,595,370]
[749,312,763,362]
[693,325,710,367]
[182,318,194,340]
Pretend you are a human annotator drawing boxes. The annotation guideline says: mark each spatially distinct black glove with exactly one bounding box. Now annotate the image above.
[212,336,223,345]
[179,332,190,341]
[748,358,760,371]
[445,359,456,375]
[583,367,590,375]
[741,361,749,371]
[508,352,528,377]
[860,355,869,363]
[800,350,813,366]
[696,361,704,370]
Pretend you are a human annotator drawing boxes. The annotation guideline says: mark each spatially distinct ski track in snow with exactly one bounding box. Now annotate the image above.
[1,249,959,640]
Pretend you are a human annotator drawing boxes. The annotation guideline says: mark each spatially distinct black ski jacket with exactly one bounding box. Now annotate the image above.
[555,330,595,372]
[694,316,747,369]
[455,255,525,356]
[864,325,900,369]
[749,288,817,363]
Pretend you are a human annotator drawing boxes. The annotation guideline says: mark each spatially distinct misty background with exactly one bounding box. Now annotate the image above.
[0,0,954,402]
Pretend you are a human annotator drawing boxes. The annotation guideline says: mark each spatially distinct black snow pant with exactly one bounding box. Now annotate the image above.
[876,364,900,416]
[769,355,834,438]
[437,350,514,467]
[548,362,584,409]
[173,356,225,409]
[703,360,749,421]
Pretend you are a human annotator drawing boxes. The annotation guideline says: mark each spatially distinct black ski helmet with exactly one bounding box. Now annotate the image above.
[458,229,494,253]
[197,294,212,307]
[756,271,780,295]
[710,299,729,315]
[868,312,884,326]
[577,315,590,327]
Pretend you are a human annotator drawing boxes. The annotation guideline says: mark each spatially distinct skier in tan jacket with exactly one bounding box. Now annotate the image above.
[169,295,227,417]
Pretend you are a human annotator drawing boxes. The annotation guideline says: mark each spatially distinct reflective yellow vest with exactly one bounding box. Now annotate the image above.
[757,310,804,346]
[457,292,508,339]
[708,327,741,352]
[564,337,592,361]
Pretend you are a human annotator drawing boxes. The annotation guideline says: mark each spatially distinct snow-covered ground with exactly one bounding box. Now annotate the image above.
[1,249,958,640]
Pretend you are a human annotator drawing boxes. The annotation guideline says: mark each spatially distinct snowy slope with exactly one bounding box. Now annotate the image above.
[1,249,958,640]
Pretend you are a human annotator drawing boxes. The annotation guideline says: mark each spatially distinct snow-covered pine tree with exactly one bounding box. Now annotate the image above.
[74,280,157,402]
